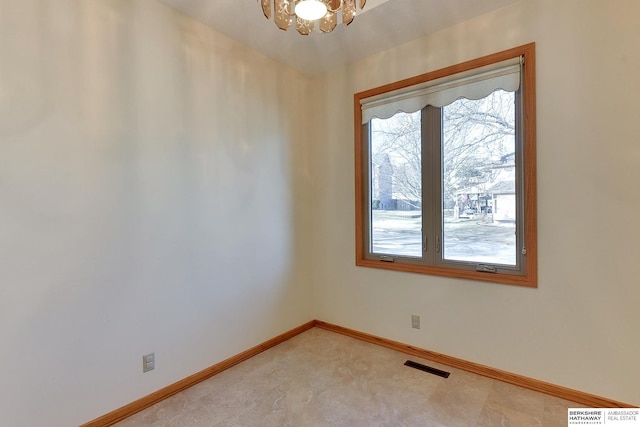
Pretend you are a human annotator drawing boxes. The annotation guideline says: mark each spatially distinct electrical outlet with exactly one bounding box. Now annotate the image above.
[411,314,420,329]
[143,353,155,373]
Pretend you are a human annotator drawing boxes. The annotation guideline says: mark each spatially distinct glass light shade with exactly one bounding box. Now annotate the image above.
[260,0,366,34]
[295,0,328,21]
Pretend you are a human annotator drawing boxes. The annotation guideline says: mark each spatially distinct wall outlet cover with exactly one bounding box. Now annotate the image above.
[143,353,155,373]
[411,315,420,329]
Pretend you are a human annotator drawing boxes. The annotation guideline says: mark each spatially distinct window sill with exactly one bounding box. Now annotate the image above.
[355,258,537,288]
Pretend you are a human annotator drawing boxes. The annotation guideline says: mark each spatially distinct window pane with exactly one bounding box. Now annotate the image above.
[442,91,517,266]
[369,112,422,257]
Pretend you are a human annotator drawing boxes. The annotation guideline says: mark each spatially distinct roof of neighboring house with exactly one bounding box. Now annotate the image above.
[487,180,515,195]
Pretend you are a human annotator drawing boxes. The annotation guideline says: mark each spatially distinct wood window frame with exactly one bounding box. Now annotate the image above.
[354,43,537,287]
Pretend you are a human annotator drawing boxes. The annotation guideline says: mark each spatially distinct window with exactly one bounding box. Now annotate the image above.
[354,44,537,287]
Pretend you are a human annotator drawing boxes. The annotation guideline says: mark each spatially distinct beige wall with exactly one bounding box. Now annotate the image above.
[2,1,639,425]
[0,1,314,425]
[311,0,640,406]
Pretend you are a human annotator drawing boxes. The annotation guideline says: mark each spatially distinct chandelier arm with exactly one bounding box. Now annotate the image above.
[326,0,343,13]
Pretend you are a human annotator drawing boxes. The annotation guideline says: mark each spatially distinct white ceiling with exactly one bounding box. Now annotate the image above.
[158,0,520,75]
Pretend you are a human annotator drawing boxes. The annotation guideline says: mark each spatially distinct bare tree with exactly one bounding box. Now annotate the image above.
[371,111,422,203]
[370,90,515,209]
[442,91,515,203]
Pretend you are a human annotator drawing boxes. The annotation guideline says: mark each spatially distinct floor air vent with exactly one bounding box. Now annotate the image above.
[404,360,450,378]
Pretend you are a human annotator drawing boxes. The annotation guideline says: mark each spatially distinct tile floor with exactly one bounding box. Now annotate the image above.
[115,328,586,426]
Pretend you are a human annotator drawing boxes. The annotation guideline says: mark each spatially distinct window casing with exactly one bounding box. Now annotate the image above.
[354,44,537,287]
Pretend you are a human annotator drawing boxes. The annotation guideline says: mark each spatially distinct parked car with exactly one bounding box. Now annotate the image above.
[459,207,478,218]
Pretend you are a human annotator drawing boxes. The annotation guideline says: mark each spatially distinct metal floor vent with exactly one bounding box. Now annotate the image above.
[404,360,450,378]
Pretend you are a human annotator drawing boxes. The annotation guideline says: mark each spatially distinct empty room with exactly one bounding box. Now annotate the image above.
[1,0,638,426]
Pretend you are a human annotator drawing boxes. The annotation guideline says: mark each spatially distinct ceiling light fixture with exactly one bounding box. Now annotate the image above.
[259,0,367,35]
